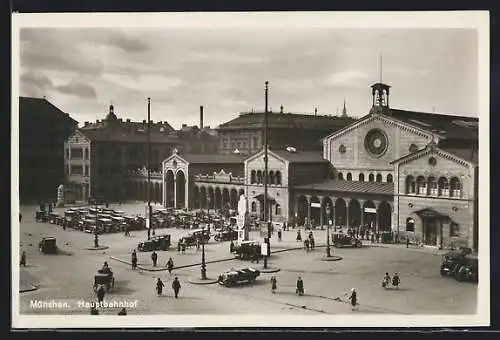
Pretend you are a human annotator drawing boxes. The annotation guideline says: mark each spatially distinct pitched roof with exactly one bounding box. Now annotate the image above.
[386,109,478,141]
[271,149,328,163]
[390,144,477,166]
[295,180,394,195]
[176,153,246,164]
[217,112,355,131]
[79,127,178,144]
[19,96,78,125]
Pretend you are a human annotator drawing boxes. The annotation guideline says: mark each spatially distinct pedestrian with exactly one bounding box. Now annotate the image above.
[270,276,277,294]
[177,241,181,253]
[97,285,105,303]
[406,236,410,248]
[296,276,304,296]
[118,307,127,315]
[181,242,186,254]
[124,224,130,237]
[278,228,282,242]
[230,240,235,253]
[348,288,358,311]
[151,251,158,267]
[196,238,200,251]
[304,239,310,252]
[371,232,375,243]
[156,278,165,296]
[166,257,174,274]
[20,251,26,267]
[392,272,400,289]
[172,277,181,298]
[131,249,138,270]
[376,232,380,243]
[296,230,302,242]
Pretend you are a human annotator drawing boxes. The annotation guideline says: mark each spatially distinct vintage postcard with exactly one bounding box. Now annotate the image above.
[11,11,490,328]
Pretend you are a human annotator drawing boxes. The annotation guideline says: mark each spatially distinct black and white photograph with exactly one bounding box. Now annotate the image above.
[11,11,489,328]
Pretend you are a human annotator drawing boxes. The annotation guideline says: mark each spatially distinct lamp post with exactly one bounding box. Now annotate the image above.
[201,225,207,280]
[263,81,270,269]
[147,97,152,240]
[326,205,331,257]
[94,202,99,248]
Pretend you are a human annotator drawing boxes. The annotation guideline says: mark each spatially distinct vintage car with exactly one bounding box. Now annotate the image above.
[39,237,57,254]
[214,229,238,242]
[440,248,478,282]
[217,267,260,287]
[138,234,171,252]
[88,195,105,205]
[93,268,115,291]
[48,212,62,224]
[179,229,211,247]
[332,233,362,248]
[233,240,262,260]
[35,211,48,223]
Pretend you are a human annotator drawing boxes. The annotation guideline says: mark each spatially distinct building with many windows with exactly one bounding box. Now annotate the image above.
[19,97,78,202]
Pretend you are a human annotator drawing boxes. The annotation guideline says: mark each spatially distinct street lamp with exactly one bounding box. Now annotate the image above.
[201,225,207,280]
[94,202,99,248]
[326,205,331,257]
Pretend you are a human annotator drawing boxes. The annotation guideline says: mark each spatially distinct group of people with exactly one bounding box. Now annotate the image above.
[382,272,401,289]
[156,277,181,298]
[148,251,175,274]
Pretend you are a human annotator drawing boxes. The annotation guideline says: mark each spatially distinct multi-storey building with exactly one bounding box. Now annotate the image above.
[19,97,78,202]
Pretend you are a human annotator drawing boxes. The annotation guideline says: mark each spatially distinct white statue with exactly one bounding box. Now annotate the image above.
[57,184,65,207]
[237,194,249,244]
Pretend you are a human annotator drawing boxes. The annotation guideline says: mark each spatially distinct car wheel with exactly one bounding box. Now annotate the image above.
[440,268,446,276]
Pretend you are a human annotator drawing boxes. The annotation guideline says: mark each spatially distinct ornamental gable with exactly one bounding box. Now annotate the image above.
[67,130,90,145]
[163,154,188,170]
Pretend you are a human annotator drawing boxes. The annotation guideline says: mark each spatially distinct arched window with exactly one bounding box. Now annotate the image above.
[250,170,256,184]
[438,177,449,196]
[428,177,438,195]
[386,174,393,183]
[275,204,281,215]
[359,173,365,182]
[251,201,257,212]
[450,222,460,237]
[257,171,262,184]
[346,172,352,181]
[338,172,344,180]
[269,171,275,185]
[406,176,416,194]
[406,217,415,232]
[368,173,375,182]
[376,174,382,182]
[416,176,427,195]
[450,177,462,197]
[275,171,282,185]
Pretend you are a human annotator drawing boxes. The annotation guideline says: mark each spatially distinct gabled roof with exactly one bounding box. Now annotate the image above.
[19,96,78,125]
[295,180,394,195]
[169,153,246,164]
[79,128,178,144]
[390,144,476,166]
[271,150,328,163]
[218,112,354,131]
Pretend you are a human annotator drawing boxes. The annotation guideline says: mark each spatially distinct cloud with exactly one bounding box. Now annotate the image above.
[325,70,370,85]
[106,32,150,54]
[56,81,97,99]
[20,70,54,96]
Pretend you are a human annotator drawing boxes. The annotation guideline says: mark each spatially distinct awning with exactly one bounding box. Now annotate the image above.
[415,208,450,220]
[254,193,276,203]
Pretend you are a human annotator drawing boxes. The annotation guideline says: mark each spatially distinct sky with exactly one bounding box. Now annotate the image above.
[19,27,478,129]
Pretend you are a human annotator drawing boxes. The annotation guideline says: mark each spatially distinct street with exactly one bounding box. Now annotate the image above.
[18,203,477,315]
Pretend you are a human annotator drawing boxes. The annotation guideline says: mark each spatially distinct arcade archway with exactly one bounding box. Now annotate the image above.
[334,197,347,227]
[378,201,392,232]
[348,199,362,228]
[175,170,186,209]
[230,188,238,210]
[297,195,308,225]
[363,200,376,228]
[165,170,174,208]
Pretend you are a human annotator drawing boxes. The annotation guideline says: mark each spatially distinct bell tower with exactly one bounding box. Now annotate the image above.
[370,54,391,114]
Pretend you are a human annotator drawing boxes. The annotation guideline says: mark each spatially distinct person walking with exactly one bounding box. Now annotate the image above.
[131,249,138,270]
[156,278,165,296]
[278,228,282,242]
[177,241,181,253]
[270,276,277,294]
[172,277,181,298]
[392,272,400,289]
[406,237,410,248]
[348,288,358,311]
[304,239,310,252]
[20,251,26,267]
[151,251,158,267]
[96,285,105,303]
[296,230,302,242]
[124,224,130,237]
[296,276,304,296]
[166,257,174,275]
[229,240,235,253]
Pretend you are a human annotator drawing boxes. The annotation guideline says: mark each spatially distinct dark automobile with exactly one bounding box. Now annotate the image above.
[138,234,171,252]
[179,229,211,247]
[93,268,115,291]
[440,248,478,283]
[233,240,262,260]
[214,229,238,242]
[39,237,57,254]
[88,196,105,205]
[218,267,260,287]
[332,233,362,248]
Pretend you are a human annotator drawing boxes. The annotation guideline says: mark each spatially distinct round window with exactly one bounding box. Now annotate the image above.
[409,143,418,153]
[338,144,346,154]
[428,157,437,166]
[364,129,388,157]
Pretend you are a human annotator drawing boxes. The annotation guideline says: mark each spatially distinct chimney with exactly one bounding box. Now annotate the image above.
[200,105,204,129]
[142,120,146,123]
[84,121,89,126]
[182,124,187,128]
[280,105,284,114]
[126,119,131,123]
[314,108,318,116]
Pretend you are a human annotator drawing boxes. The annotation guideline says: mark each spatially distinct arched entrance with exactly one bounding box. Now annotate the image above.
[222,188,230,208]
[200,187,207,209]
[238,189,244,197]
[175,170,186,209]
[193,186,200,210]
[310,196,321,227]
[165,170,174,208]
[214,187,222,211]
[230,188,238,210]
[377,201,392,232]
[334,197,347,227]
[348,199,362,228]
[363,201,376,228]
[296,195,308,225]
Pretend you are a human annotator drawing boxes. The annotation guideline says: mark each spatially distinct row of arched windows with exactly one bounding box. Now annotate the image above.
[250,170,282,185]
[250,201,281,215]
[336,172,394,183]
[405,175,462,197]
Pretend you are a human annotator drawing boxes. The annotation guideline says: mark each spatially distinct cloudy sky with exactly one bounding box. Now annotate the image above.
[19,26,478,129]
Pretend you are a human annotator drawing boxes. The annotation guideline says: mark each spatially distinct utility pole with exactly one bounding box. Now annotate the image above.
[147,97,152,240]
[263,81,270,269]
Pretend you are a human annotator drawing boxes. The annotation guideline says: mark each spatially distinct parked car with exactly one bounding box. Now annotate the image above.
[39,237,57,254]
[179,229,211,247]
[94,268,115,292]
[138,234,171,252]
[218,267,260,287]
[332,233,362,248]
[233,240,262,260]
[440,248,478,283]
[214,229,238,242]
[88,196,105,205]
